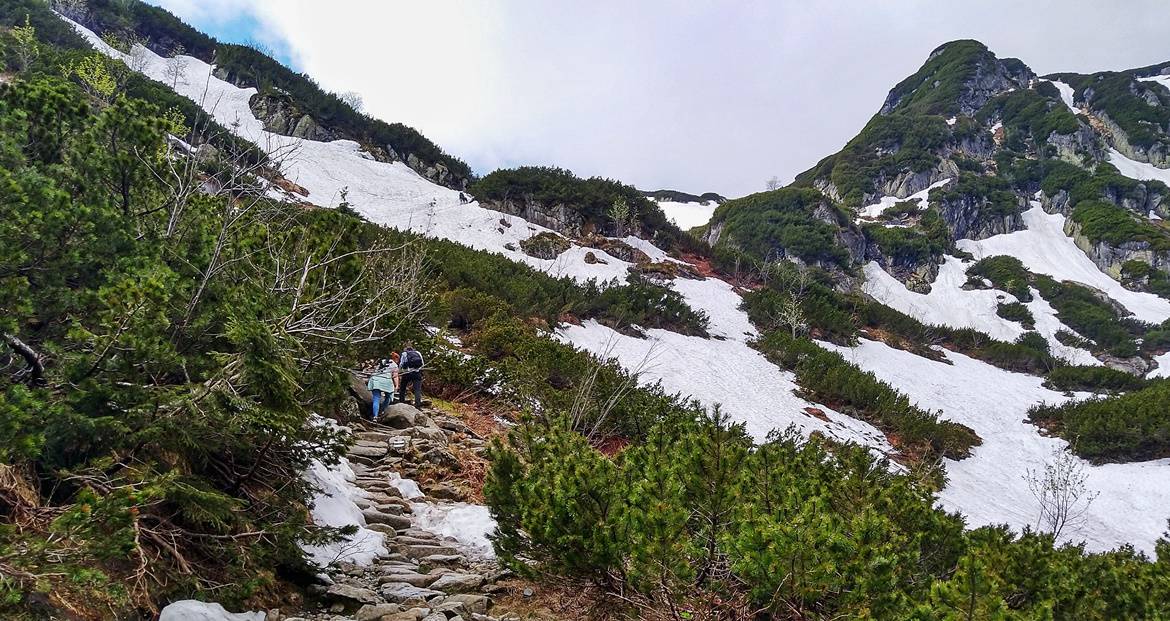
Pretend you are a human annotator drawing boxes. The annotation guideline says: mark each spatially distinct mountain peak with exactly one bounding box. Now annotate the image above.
[881,39,1034,117]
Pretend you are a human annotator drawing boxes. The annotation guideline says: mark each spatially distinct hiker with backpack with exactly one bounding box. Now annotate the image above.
[366,354,399,421]
[398,342,424,408]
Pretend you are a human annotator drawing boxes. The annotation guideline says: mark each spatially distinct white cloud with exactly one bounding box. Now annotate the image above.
[151,0,1170,197]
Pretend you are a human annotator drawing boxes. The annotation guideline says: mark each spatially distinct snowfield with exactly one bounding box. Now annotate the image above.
[65,16,1170,558]
[823,339,1170,554]
[863,257,1099,365]
[655,198,720,230]
[958,204,1170,324]
[67,20,645,286]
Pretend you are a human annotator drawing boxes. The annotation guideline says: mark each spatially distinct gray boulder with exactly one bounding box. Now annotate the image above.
[380,582,443,605]
[383,403,424,429]
[355,603,403,621]
[429,572,484,593]
[325,583,381,605]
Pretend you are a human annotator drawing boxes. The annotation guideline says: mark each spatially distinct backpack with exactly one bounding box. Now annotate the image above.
[402,349,422,371]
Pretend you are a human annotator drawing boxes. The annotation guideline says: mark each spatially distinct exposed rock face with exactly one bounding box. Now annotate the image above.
[1041,183,1166,219]
[1065,220,1170,278]
[701,220,726,247]
[482,198,588,237]
[405,153,463,191]
[1092,104,1170,169]
[249,92,337,142]
[936,193,1025,241]
[245,93,469,191]
[1099,353,1153,376]
[578,234,650,264]
[850,160,960,209]
[866,251,941,294]
[1040,189,1073,215]
[811,203,868,265]
[1046,125,1103,165]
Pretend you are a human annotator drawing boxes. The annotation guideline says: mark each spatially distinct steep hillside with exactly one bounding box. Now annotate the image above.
[20,0,474,188]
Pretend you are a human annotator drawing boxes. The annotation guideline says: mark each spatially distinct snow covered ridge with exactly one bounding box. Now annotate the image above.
[61,14,1170,555]
[61,17,650,288]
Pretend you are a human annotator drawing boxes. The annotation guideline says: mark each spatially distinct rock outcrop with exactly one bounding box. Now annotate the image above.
[935,192,1025,241]
[479,198,588,237]
[1065,220,1170,279]
[250,92,337,142]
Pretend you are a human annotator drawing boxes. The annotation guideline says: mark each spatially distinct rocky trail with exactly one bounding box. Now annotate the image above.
[266,402,517,621]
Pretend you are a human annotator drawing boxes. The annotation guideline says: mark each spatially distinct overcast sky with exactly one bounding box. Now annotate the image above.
[148,1,1169,197]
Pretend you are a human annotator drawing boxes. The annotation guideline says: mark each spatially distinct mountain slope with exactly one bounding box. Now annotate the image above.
[6,3,1170,616]
[64,10,1170,552]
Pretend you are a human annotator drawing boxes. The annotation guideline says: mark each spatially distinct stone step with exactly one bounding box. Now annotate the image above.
[379,582,444,606]
[376,571,435,587]
[399,544,461,559]
[363,509,412,530]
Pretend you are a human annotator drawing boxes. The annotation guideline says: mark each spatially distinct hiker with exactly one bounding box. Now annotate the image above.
[397,342,424,408]
[366,357,398,421]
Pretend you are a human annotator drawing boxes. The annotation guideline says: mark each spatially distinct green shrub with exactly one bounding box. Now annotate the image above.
[1034,275,1140,357]
[1071,200,1170,252]
[707,187,851,266]
[864,209,951,266]
[486,407,1170,617]
[967,255,1033,299]
[1029,379,1170,462]
[997,301,1035,328]
[795,114,950,206]
[934,172,1021,219]
[469,166,700,254]
[756,331,980,459]
[1053,70,1170,151]
[1121,259,1170,299]
[1045,365,1147,393]
[976,88,1080,146]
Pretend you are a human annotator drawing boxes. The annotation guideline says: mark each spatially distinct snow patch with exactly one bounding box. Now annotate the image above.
[857,178,951,220]
[655,199,719,230]
[862,258,1097,364]
[946,116,957,126]
[1049,80,1079,113]
[389,472,424,499]
[1148,352,1170,379]
[411,502,497,560]
[159,601,264,621]
[1107,148,1170,186]
[301,458,388,567]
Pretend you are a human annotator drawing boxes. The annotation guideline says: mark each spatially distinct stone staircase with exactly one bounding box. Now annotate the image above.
[281,403,514,621]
